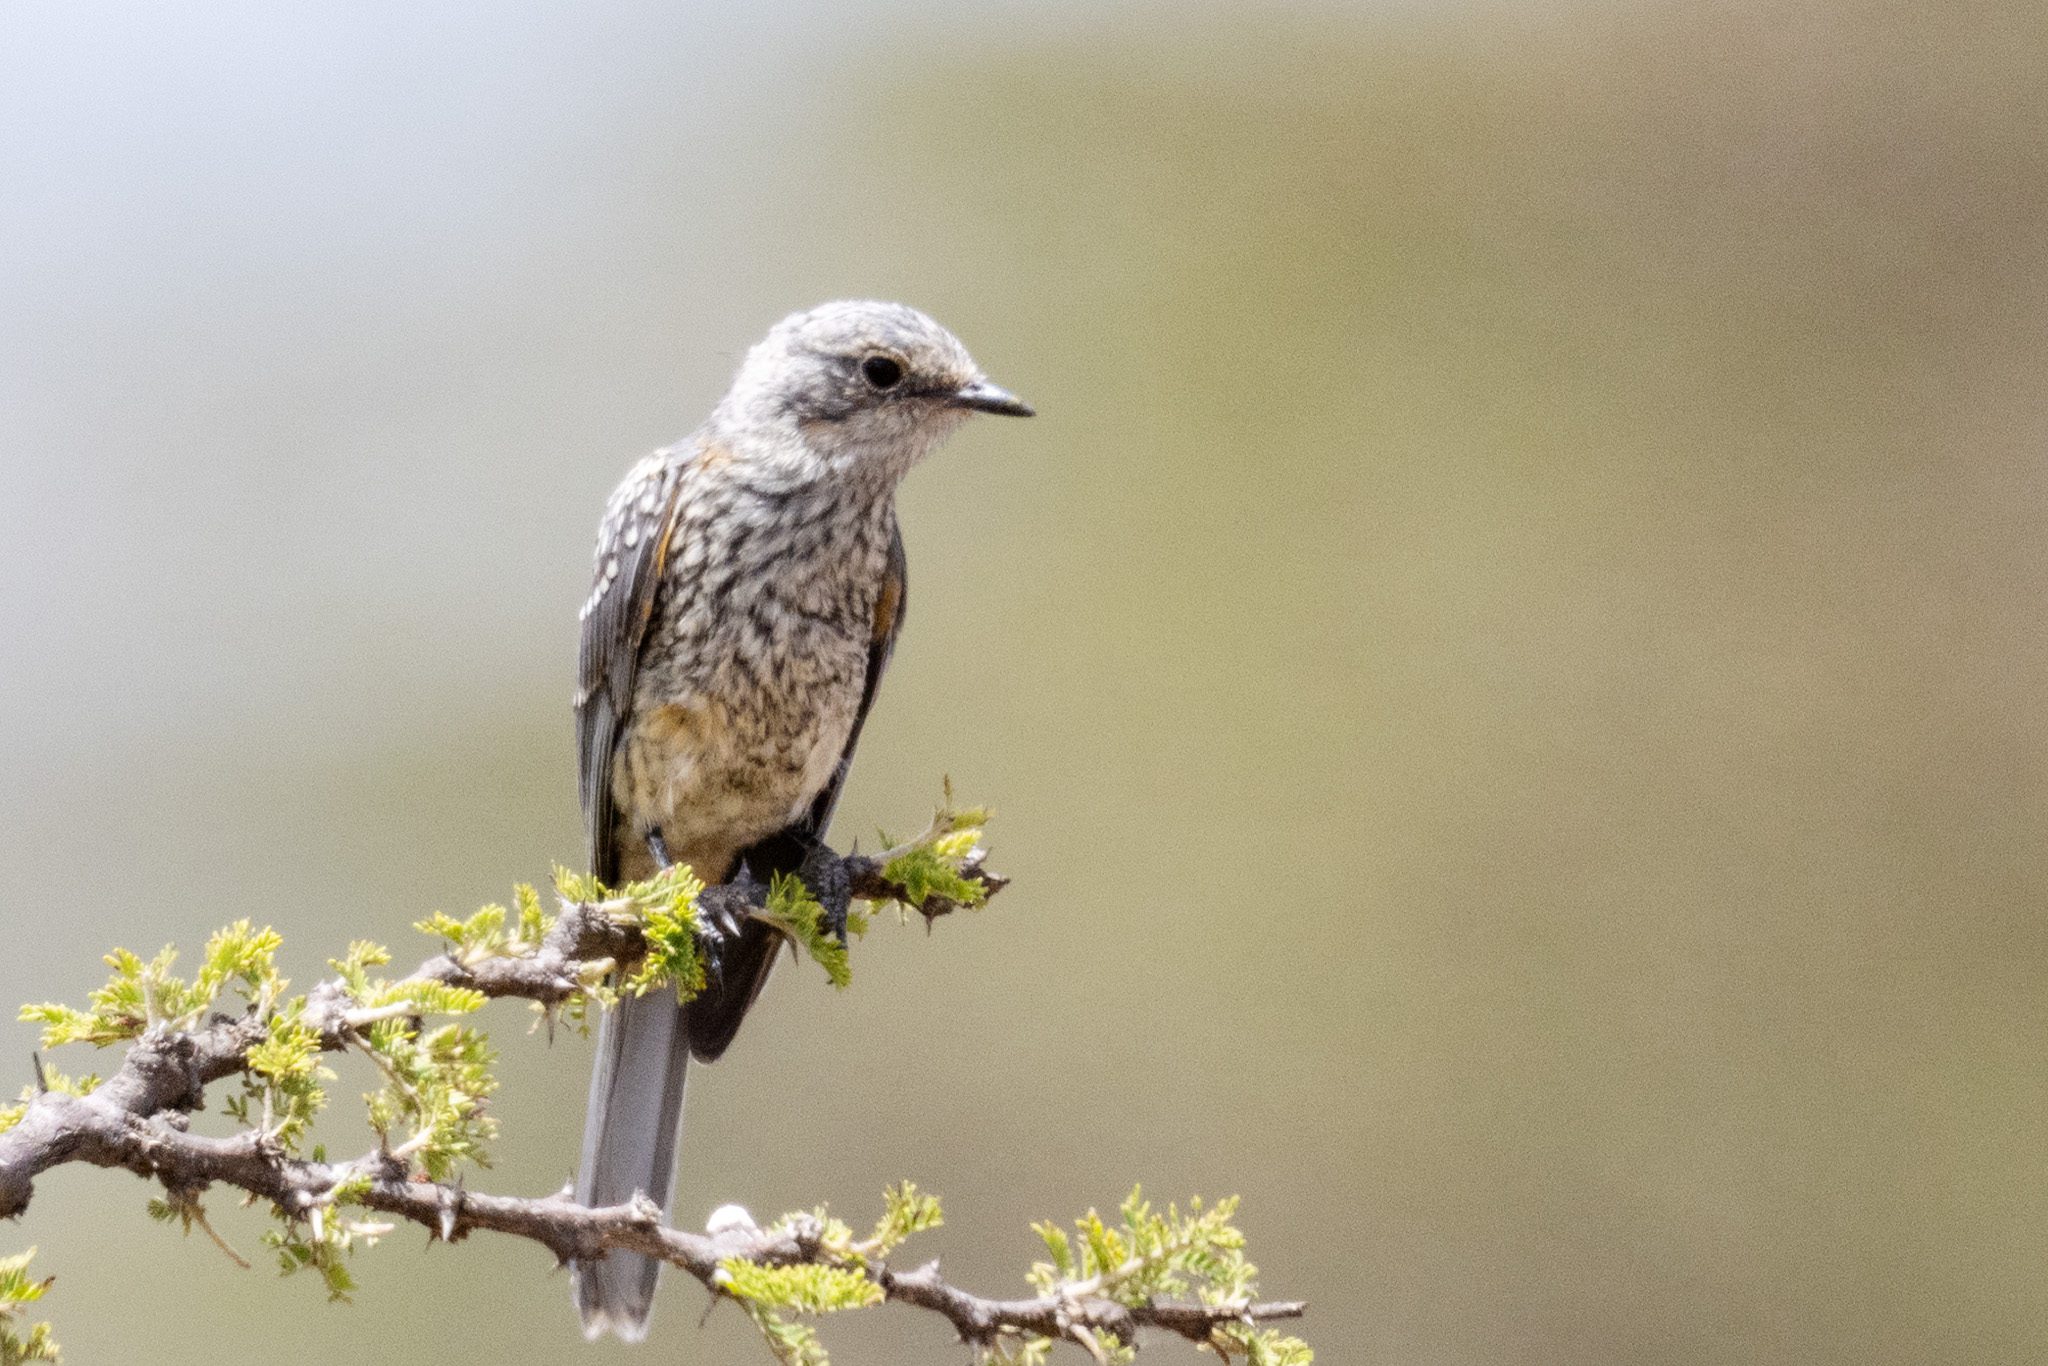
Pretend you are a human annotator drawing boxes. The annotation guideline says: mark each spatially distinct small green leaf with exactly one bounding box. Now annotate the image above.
[552,865,606,905]
[0,1247,59,1364]
[616,864,708,1001]
[878,845,986,910]
[14,1006,103,1051]
[867,1181,943,1257]
[1034,1221,1074,1279]
[718,1260,882,1313]
[761,875,850,989]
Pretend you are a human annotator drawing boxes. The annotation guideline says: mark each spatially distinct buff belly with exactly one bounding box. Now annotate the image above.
[608,675,860,886]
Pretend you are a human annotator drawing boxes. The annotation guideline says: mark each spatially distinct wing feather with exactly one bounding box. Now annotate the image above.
[575,448,689,886]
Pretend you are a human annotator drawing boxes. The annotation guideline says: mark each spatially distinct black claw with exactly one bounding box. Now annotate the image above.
[701,930,726,995]
[695,894,732,992]
[694,888,752,994]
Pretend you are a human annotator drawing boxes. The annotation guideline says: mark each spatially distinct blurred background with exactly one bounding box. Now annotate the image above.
[2,0,2043,1361]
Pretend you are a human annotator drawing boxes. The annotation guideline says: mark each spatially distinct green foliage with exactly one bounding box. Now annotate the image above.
[326,940,496,1178]
[330,940,488,1020]
[359,1016,497,1181]
[875,789,994,914]
[734,1303,830,1366]
[330,940,389,994]
[721,1188,945,1365]
[19,921,285,1048]
[1226,1326,1316,1366]
[550,864,606,905]
[719,1260,883,1313]
[726,1184,1311,1365]
[514,882,550,944]
[1029,1188,1232,1303]
[551,790,999,1009]
[416,884,554,964]
[546,863,715,1015]
[761,874,853,988]
[720,1247,883,1366]
[0,1249,57,1365]
[613,864,708,1002]
[866,1180,943,1258]
[193,922,288,1010]
[17,996,121,1050]
[252,1167,384,1302]
[1029,1189,1312,1365]
[235,1002,330,1146]
[423,884,570,1032]
[878,843,984,909]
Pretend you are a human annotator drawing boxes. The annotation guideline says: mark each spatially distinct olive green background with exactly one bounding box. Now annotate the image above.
[1,1,2042,1362]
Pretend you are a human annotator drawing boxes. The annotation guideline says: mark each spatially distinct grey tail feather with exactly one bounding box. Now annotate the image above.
[573,989,691,1341]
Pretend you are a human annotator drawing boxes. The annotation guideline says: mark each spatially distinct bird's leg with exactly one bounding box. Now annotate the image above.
[645,828,673,871]
[797,843,853,946]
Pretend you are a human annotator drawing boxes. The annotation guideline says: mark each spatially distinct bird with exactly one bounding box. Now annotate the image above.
[569,300,1032,1340]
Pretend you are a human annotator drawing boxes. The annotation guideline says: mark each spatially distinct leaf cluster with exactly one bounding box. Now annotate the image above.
[21,921,285,1049]
[258,1166,388,1303]
[721,1184,1309,1366]
[874,788,997,916]
[759,874,863,989]
[415,882,552,965]
[719,1187,938,1366]
[0,1249,56,1365]
[332,942,495,1179]
[602,864,709,1003]
[1026,1189,1314,1366]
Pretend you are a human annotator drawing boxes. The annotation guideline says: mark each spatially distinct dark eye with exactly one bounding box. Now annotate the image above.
[860,355,904,390]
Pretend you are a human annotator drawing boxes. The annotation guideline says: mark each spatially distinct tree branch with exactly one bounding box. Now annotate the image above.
[0,835,1309,1362]
[3,1091,1302,1352]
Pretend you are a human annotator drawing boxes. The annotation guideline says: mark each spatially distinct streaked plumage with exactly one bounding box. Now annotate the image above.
[570,301,1029,1341]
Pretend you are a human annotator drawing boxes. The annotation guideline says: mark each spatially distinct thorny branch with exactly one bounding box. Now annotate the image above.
[0,846,1306,1360]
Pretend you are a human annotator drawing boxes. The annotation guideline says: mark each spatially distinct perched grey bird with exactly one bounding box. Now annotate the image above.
[570,301,1032,1340]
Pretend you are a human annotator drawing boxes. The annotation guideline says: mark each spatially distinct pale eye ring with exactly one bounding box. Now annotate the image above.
[860,355,904,390]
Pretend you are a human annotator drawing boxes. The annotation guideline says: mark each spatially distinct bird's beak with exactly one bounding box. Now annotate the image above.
[948,378,1035,417]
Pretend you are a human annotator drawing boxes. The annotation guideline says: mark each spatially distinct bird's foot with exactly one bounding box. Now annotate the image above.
[797,845,852,946]
[696,867,760,992]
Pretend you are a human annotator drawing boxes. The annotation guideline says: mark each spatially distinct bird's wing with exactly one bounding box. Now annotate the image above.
[570,447,691,1338]
[685,520,908,1061]
[574,448,690,887]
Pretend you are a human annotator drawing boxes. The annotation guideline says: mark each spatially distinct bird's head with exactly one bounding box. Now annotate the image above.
[711,300,1032,486]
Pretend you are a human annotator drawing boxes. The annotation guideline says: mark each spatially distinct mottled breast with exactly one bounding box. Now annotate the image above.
[609,448,894,881]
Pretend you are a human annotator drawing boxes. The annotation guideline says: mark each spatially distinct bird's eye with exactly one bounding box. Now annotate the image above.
[860,355,904,390]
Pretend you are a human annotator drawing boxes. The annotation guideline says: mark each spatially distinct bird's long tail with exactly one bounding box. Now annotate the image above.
[573,990,692,1341]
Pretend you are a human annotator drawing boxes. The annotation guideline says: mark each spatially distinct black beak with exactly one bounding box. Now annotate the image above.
[948,378,1035,417]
